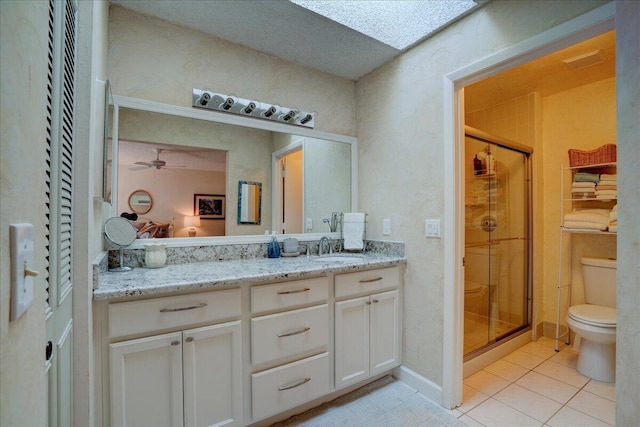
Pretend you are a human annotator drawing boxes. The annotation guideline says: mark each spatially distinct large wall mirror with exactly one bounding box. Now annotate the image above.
[109,95,356,246]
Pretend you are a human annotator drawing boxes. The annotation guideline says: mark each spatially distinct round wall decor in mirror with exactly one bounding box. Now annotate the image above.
[104,217,138,272]
[128,189,153,214]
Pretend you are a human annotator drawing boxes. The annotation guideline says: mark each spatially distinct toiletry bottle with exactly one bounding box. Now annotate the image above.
[268,231,280,258]
[473,155,482,175]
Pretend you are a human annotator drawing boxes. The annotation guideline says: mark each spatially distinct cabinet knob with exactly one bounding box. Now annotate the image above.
[171,340,180,346]
[372,299,379,303]
[365,301,372,305]
[185,337,194,343]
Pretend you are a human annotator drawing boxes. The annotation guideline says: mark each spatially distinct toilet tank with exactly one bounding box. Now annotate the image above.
[465,246,498,286]
[581,257,616,308]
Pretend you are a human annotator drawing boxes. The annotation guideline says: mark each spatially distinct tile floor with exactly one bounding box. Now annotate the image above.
[450,337,616,426]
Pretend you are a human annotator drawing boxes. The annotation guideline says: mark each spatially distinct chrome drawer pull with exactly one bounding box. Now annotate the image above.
[185,337,194,343]
[277,287,311,295]
[372,299,379,303]
[159,303,207,313]
[277,327,311,337]
[278,377,311,391]
[171,341,180,346]
[359,277,383,284]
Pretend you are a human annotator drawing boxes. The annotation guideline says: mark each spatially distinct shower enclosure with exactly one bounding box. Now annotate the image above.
[463,127,532,358]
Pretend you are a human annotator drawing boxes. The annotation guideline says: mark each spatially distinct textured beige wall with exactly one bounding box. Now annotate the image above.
[355,0,609,386]
[540,78,617,325]
[615,1,640,424]
[108,6,356,137]
[0,2,49,425]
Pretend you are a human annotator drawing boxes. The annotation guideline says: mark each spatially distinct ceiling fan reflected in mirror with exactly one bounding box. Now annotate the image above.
[130,148,187,171]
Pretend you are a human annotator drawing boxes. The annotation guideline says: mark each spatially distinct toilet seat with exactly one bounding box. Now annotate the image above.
[464,280,483,295]
[568,304,616,328]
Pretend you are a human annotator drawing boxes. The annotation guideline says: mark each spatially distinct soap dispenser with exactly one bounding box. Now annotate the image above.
[268,231,280,258]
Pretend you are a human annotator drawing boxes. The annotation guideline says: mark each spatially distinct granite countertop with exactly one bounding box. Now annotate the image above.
[94,253,406,301]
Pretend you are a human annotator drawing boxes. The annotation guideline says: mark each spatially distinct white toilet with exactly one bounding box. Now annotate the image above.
[464,246,496,316]
[566,257,617,382]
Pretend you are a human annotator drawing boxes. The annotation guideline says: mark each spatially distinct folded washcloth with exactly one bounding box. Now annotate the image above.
[572,188,595,193]
[600,174,617,180]
[598,180,617,186]
[572,181,596,188]
[595,185,617,191]
[574,172,600,183]
[563,220,607,231]
[595,190,617,197]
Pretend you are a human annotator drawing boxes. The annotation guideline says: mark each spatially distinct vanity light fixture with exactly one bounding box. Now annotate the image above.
[192,88,315,128]
[184,215,201,237]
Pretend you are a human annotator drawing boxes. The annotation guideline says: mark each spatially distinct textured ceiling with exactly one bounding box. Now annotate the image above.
[109,0,485,80]
[465,30,616,112]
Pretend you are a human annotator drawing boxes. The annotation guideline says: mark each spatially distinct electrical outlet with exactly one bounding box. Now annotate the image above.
[382,218,391,235]
[425,219,441,238]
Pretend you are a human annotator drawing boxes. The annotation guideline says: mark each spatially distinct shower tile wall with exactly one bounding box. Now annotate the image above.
[465,93,537,146]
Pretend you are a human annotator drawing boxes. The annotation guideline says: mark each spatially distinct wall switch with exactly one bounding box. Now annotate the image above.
[305,218,313,230]
[425,219,441,238]
[10,224,37,321]
[382,218,391,235]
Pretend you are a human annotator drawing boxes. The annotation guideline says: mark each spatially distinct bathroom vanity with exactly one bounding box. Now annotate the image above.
[93,251,405,426]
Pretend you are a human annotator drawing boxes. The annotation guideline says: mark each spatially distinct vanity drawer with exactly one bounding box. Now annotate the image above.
[335,266,400,299]
[251,304,328,366]
[108,288,241,339]
[251,277,328,314]
[252,352,330,421]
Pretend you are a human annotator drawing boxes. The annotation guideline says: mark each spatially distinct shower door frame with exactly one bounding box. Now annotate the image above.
[440,4,615,410]
[463,127,534,360]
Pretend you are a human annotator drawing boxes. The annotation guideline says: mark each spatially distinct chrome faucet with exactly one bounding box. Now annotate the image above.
[318,236,332,256]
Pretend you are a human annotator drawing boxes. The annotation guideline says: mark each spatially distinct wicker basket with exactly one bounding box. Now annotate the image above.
[568,144,616,167]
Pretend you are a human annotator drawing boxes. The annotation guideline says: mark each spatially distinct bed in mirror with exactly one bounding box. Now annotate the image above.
[109,95,357,246]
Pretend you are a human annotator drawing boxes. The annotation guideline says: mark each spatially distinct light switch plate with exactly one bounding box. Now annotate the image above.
[425,219,441,238]
[10,223,36,321]
[382,218,391,235]
[305,218,313,230]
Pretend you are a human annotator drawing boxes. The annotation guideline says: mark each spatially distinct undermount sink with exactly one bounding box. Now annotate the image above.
[313,256,364,263]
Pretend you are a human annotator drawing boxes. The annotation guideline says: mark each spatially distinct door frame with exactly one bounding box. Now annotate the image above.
[441,3,615,409]
[272,138,304,234]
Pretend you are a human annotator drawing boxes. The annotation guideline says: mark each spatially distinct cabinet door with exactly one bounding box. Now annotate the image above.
[110,332,183,427]
[335,296,369,388]
[369,290,401,375]
[183,321,243,427]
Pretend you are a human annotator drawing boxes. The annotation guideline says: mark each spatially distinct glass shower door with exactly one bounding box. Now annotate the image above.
[464,133,531,357]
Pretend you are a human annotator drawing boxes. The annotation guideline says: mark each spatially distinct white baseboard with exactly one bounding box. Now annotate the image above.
[394,365,443,405]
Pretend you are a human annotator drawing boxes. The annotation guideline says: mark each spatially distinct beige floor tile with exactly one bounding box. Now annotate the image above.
[466,398,542,427]
[459,414,487,427]
[459,384,490,413]
[548,347,579,368]
[567,390,616,425]
[519,341,558,359]
[516,371,580,404]
[583,379,615,402]
[503,349,546,370]
[483,359,529,382]
[547,406,611,427]
[494,383,563,423]
[534,360,590,388]
[464,370,510,397]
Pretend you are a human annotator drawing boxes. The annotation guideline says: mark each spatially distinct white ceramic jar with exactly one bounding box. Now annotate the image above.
[144,241,167,268]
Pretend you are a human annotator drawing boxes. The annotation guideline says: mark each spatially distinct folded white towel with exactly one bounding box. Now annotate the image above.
[572,188,595,193]
[564,210,609,225]
[598,180,617,186]
[612,204,618,212]
[600,174,617,180]
[608,225,617,233]
[343,212,365,250]
[563,220,607,231]
[610,211,618,222]
[595,190,617,197]
[572,182,596,188]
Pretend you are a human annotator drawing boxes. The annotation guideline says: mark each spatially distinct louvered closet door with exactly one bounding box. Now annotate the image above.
[44,0,76,425]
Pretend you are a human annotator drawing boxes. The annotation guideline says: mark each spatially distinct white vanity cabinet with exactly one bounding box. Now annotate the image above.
[334,267,401,389]
[250,277,331,421]
[107,289,243,427]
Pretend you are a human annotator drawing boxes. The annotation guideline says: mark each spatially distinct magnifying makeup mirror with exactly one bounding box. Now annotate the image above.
[104,217,138,272]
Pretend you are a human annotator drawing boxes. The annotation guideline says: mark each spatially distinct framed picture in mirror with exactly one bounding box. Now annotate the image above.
[195,194,225,220]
